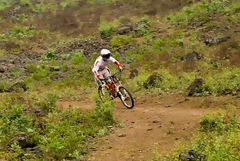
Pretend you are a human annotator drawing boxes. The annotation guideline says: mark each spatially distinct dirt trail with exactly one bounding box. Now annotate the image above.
[84,95,216,161]
[58,94,224,161]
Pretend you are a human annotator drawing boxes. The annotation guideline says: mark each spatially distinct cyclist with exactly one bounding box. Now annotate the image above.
[92,49,123,89]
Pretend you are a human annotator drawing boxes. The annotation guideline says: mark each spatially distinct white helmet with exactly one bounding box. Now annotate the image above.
[100,49,111,60]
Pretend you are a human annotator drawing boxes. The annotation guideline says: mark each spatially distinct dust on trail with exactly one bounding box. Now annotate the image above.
[57,94,229,161]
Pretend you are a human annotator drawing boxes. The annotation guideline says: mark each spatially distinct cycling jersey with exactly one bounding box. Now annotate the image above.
[92,56,121,78]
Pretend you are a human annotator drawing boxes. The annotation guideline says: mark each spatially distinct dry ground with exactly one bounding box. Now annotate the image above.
[57,94,240,161]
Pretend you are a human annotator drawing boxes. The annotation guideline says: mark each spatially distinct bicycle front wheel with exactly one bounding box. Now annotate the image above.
[118,87,134,109]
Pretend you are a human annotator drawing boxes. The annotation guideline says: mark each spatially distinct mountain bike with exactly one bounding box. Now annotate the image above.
[98,71,134,109]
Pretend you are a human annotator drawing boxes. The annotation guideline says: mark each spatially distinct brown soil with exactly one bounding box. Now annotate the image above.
[56,94,240,161]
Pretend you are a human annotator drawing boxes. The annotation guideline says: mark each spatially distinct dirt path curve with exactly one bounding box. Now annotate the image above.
[83,94,215,161]
[57,94,218,161]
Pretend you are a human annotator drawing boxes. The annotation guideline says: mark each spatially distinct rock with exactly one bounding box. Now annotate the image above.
[181,51,201,62]
[0,57,8,63]
[152,120,159,123]
[129,69,138,79]
[25,106,46,116]
[165,105,171,108]
[178,98,190,104]
[5,81,27,92]
[0,66,6,73]
[118,134,127,137]
[179,150,206,161]
[203,36,230,45]
[117,26,132,35]
[187,78,204,96]
[25,145,43,158]
[50,73,64,81]
[134,23,149,31]
[143,72,162,89]
[50,66,60,71]
[222,89,232,95]
[12,58,21,65]
[8,132,37,149]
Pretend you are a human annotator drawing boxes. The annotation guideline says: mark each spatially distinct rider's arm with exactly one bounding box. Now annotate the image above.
[109,57,121,68]
[92,60,100,78]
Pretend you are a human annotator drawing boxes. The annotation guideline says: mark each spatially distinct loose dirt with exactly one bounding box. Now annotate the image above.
[86,95,216,161]
[56,94,239,161]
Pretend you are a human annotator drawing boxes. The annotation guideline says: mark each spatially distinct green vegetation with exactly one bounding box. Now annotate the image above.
[0,94,115,160]
[0,0,240,160]
[162,109,240,160]
[98,20,118,38]
[110,35,136,47]
[166,0,230,27]
[0,26,35,39]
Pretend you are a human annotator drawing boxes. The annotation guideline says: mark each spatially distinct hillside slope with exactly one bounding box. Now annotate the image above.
[0,0,240,160]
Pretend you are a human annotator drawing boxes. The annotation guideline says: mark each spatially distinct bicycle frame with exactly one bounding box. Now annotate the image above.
[101,72,122,98]
[99,72,134,109]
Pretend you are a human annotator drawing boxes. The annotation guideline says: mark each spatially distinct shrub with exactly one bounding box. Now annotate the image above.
[153,37,167,50]
[166,0,230,26]
[34,94,58,112]
[0,103,33,141]
[46,49,55,59]
[9,68,24,75]
[138,17,151,27]
[110,35,135,47]
[60,53,71,60]
[204,67,240,95]
[0,81,7,91]
[71,52,84,65]
[26,64,38,73]
[163,111,240,160]
[123,49,144,64]
[99,20,114,38]
[40,97,114,159]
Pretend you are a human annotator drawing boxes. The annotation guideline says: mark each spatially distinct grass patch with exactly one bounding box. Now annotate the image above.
[162,109,240,160]
[166,0,230,27]
[0,94,115,160]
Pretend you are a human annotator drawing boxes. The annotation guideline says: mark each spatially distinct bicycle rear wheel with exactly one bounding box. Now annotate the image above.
[118,87,134,109]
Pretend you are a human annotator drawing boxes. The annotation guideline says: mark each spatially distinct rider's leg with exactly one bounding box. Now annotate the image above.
[102,68,114,99]
[94,73,103,89]
[102,68,111,79]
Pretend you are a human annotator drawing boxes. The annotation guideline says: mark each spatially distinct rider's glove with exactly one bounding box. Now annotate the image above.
[119,66,123,73]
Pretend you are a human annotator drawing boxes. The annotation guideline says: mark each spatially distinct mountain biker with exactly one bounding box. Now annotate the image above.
[92,49,123,89]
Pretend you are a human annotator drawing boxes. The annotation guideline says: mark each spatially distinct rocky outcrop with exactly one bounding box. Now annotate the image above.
[179,150,206,161]
[8,132,37,149]
[24,105,46,117]
[1,81,27,93]
[56,39,111,57]
[129,69,138,79]
[187,78,204,96]
[117,26,132,35]
[50,66,60,71]
[181,51,201,62]
[199,35,231,45]
[143,72,162,89]
[0,66,6,73]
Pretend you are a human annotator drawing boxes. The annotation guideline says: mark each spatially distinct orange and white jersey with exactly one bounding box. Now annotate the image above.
[92,56,121,78]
